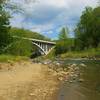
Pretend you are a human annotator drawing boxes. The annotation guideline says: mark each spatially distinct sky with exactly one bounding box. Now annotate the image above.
[10,0,98,39]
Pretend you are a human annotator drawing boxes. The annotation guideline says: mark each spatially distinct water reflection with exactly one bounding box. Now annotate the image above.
[58,60,100,100]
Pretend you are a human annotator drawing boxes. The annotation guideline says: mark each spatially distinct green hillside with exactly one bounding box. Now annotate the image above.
[4,27,50,57]
[9,27,50,40]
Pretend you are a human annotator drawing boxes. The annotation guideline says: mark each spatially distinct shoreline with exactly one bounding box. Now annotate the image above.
[0,58,99,100]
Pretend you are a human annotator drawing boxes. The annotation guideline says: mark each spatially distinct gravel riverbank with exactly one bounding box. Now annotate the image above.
[0,61,60,100]
[0,59,87,100]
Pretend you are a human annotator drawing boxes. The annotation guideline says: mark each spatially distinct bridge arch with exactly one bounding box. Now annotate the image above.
[32,42,46,55]
[13,36,56,55]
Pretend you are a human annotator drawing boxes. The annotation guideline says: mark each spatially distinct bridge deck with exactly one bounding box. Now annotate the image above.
[13,36,56,45]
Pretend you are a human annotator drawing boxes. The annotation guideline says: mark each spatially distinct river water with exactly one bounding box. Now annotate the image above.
[58,60,100,100]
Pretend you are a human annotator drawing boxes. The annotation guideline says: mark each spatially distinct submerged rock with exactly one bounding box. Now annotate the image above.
[80,63,87,67]
[71,64,77,67]
[78,79,84,82]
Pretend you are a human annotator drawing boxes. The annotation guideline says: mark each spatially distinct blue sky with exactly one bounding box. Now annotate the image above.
[10,0,97,39]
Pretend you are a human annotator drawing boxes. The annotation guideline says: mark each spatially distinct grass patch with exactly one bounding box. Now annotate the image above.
[43,48,100,60]
[60,48,100,58]
[0,55,29,62]
[44,48,55,59]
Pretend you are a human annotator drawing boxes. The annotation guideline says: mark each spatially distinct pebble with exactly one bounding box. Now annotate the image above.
[58,77,63,81]
[29,93,35,96]
[69,81,73,83]
[78,79,84,82]
[80,63,87,67]
[71,64,77,67]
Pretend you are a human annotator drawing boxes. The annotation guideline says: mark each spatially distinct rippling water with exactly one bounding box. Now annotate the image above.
[58,60,100,100]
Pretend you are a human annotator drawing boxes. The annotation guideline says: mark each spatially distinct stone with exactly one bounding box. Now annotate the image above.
[29,93,35,96]
[80,63,86,67]
[71,64,77,67]
[69,81,73,83]
[79,79,84,82]
[58,77,63,81]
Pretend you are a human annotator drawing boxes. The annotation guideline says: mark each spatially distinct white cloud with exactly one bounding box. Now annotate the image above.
[10,0,97,38]
[47,31,54,34]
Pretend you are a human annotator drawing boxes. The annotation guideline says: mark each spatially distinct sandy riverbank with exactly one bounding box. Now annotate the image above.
[0,61,60,100]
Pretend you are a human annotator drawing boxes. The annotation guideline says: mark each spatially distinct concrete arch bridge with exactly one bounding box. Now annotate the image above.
[13,36,56,55]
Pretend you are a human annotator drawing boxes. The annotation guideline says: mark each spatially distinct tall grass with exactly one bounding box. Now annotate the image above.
[0,55,28,62]
[60,48,100,58]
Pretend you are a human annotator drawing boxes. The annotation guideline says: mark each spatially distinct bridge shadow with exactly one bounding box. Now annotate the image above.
[30,51,42,59]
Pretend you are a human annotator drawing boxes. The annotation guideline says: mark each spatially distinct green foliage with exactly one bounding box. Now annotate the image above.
[9,27,50,40]
[44,48,56,59]
[0,1,12,53]
[60,47,100,58]
[55,27,74,55]
[5,39,33,56]
[55,39,74,55]
[75,7,100,50]
[4,27,50,57]
[59,27,69,40]
[0,54,28,62]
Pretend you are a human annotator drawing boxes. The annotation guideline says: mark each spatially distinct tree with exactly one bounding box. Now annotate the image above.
[75,7,100,50]
[55,27,74,55]
[0,0,12,53]
[5,27,50,56]
[59,27,69,40]
[93,7,100,47]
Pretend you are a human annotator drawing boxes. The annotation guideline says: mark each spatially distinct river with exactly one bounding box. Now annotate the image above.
[58,60,100,100]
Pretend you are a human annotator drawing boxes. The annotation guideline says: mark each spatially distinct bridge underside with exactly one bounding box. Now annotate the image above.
[32,41,55,55]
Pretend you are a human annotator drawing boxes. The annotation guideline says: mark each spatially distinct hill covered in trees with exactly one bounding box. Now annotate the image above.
[9,27,50,41]
[4,27,50,56]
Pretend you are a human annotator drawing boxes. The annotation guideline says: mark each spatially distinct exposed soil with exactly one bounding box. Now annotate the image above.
[0,61,59,100]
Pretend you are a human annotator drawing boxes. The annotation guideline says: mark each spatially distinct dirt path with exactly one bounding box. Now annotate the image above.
[0,61,59,100]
